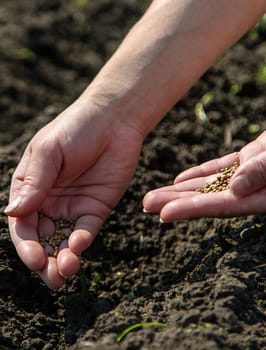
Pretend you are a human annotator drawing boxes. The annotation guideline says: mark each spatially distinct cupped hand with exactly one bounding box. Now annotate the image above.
[143,130,266,222]
[5,99,143,289]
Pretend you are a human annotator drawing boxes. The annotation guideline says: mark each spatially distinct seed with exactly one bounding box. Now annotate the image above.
[197,162,239,193]
[39,217,75,257]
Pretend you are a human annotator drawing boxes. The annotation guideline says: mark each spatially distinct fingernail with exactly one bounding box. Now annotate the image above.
[143,208,149,213]
[159,218,165,223]
[4,197,23,214]
[230,175,250,197]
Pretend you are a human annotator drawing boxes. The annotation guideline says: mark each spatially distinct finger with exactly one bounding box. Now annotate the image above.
[8,214,47,271]
[159,188,266,222]
[57,215,102,278]
[68,215,102,254]
[174,152,238,184]
[57,248,81,278]
[143,174,221,212]
[4,146,31,211]
[5,140,61,217]
[230,151,266,197]
[143,190,199,213]
[37,257,65,290]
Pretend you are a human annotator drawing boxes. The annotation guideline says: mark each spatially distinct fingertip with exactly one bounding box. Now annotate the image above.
[57,248,81,278]
[173,175,181,184]
[142,190,151,203]
[16,240,46,272]
[38,257,65,290]
[159,199,188,222]
[230,175,251,197]
[68,229,94,255]
[159,204,175,223]
[4,197,23,216]
[4,191,45,218]
[142,191,156,212]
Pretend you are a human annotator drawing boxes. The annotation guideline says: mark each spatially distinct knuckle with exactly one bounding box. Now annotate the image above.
[23,176,37,188]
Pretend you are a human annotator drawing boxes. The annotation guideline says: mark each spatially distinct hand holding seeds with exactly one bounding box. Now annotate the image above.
[143,131,266,221]
[6,100,143,289]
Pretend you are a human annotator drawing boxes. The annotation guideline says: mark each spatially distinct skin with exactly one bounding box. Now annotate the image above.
[143,131,266,221]
[6,102,143,289]
[5,0,266,289]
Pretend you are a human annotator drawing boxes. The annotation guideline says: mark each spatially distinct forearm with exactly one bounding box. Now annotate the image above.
[81,0,266,137]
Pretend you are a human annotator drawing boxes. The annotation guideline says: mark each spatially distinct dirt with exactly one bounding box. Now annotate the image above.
[0,1,265,349]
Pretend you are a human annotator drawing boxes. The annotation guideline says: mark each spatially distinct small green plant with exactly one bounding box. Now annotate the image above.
[194,91,214,124]
[248,23,260,40]
[248,123,260,135]
[14,47,36,61]
[200,91,214,105]
[248,14,266,40]
[79,269,100,306]
[256,62,266,84]
[92,273,101,287]
[194,102,209,123]
[228,82,242,96]
[117,322,168,342]
[185,322,214,334]
[72,0,88,7]
[197,322,213,331]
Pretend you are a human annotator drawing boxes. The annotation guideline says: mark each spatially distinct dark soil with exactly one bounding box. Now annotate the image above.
[0,1,265,349]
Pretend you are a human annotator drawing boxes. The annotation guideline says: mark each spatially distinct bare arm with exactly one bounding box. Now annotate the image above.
[83,0,266,137]
[6,0,266,289]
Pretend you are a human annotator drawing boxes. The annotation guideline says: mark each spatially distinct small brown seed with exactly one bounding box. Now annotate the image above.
[197,162,239,193]
[39,217,75,257]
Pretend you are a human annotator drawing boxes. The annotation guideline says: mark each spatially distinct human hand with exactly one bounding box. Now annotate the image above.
[5,99,143,289]
[143,130,266,222]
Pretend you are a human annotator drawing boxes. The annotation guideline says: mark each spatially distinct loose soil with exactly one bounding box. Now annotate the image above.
[0,1,265,349]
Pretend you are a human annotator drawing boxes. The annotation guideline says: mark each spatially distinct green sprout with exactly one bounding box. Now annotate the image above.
[228,82,242,96]
[117,322,168,342]
[256,63,266,84]
[248,124,260,135]
[185,322,214,334]
[248,23,260,40]
[14,47,36,61]
[197,322,213,331]
[194,102,209,123]
[72,0,89,7]
[200,91,214,106]
[194,91,214,124]
[248,14,266,40]
[79,270,101,296]
[92,273,101,287]
[260,14,266,30]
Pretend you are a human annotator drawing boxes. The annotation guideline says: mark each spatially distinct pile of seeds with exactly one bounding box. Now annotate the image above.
[39,218,75,257]
[197,162,239,193]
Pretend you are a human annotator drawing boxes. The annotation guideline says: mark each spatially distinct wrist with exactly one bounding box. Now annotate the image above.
[78,76,159,140]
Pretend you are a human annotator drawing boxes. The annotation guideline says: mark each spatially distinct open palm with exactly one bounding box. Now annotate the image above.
[143,132,266,222]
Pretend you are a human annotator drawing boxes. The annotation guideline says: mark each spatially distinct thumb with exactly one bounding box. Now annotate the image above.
[230,151,266,197]
[5,142,61,217]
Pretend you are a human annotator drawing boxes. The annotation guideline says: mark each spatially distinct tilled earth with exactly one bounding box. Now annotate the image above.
[0,1,265,349]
